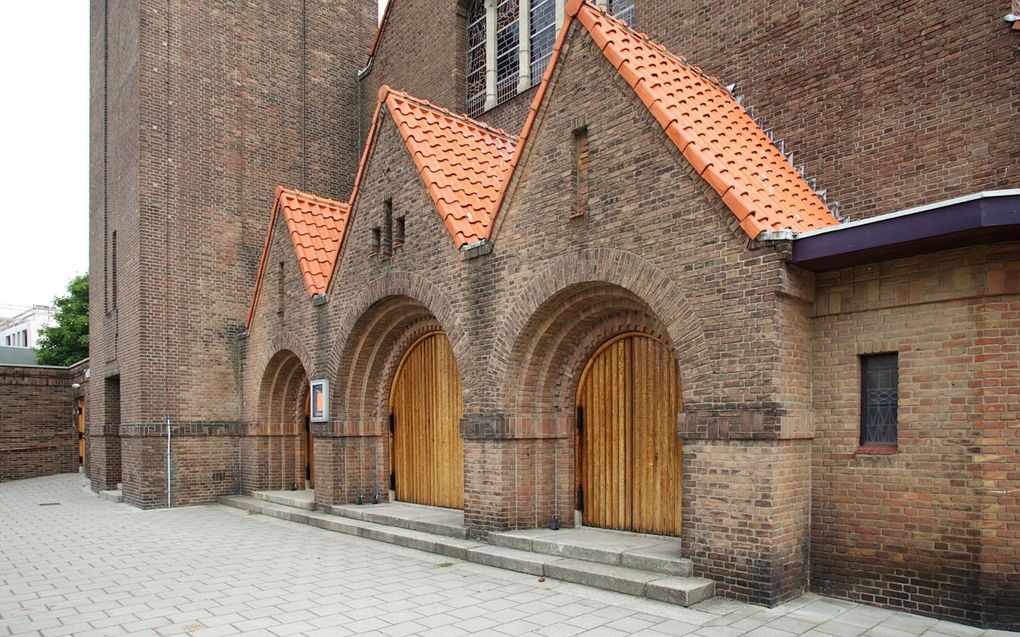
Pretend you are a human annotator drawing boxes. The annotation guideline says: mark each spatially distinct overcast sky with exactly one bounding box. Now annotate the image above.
[0,2,89,313]
[0,1,387,315]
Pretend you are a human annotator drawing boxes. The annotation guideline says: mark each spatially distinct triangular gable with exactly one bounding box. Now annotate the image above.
[246,187,350,329]
[380,86,517,247]
[495,0,839,239]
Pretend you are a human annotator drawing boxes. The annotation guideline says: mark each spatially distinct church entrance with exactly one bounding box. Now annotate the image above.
[576,333,682,536]
[390,332,464,509]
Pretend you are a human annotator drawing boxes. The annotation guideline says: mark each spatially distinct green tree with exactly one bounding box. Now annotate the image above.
[36,275,89,366]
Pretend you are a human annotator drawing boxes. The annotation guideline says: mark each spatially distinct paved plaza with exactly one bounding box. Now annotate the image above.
[1,475,1015,637]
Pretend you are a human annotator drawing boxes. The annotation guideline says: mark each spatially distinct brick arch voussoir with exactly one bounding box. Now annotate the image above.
[327,271,467,379]
[359,315,445,422]
[249,332,315,402]
[327,271,473,421]
[497,249,709,415]
[537,309,672,416]
[254,345,311,436]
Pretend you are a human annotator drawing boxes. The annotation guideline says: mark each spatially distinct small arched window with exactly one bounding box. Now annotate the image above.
[466,0,487,116]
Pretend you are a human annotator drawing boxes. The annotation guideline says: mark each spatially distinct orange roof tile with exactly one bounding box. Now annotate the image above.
[246,187,350,328]
[570,0,838,236]
[495,0,839,239]
[381,87,518,247]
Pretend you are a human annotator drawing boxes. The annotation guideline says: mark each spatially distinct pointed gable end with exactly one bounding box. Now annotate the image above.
[506,0,839,239]
[246,187,351,329]
[381,87,518,248]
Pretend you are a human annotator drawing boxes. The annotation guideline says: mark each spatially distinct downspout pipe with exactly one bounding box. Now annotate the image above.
[166,414,172,508]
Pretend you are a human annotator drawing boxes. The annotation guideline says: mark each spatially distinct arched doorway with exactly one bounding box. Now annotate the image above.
[256,350,312,491]
[576,333,681,536]
[390,332,464,509]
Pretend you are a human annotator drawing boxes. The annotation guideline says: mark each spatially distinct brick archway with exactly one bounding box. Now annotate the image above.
[497,248,708,421]
[318,272,469,507]
[468,248,707,531]
[242,349,310,493]
[326,271,468,404]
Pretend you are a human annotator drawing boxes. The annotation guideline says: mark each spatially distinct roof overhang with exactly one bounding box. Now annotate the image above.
[786,190,1020,271]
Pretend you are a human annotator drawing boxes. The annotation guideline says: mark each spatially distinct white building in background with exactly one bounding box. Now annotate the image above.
[0,305,57,348]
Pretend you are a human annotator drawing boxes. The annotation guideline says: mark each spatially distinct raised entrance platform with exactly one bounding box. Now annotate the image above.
[227,492,714,607]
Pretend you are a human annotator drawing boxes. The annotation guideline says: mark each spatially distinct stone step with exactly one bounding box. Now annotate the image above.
[326,502,468,539]
[222,496,481,558]
[99,489,123,503]
[489,527,693,577]
[252,490,316,511]
[217,496,714,607]
[465,545,562,576]
[545,558,714,605]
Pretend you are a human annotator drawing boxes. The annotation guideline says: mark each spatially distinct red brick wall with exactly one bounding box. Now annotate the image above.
[0,362,87,483]
[363,0,1018,222]
[246,22,816,604]
[683,441,811,604]
[810,243,1020,627]
[359,0,463,155]
[88,0,376,506]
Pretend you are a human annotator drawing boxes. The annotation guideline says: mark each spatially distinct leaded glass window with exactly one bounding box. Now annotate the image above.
[610,0,635,26]
[861,353,898,445]
[495,0,520,104]
[529,0,556,85]
[466,0,487,117]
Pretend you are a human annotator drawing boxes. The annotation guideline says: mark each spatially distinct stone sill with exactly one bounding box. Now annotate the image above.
[854,444,898,456]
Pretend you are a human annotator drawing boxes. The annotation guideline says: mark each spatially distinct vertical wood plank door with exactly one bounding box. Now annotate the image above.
[77,397,85,467]
[577,334,682,536]
[391,332,464,509]
[304,398,314,489]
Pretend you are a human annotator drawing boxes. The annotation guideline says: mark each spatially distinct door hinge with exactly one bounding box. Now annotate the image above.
[389,413,395,434]
[576,485,584,511]
[389,472,396,491]
[576,406,583,434]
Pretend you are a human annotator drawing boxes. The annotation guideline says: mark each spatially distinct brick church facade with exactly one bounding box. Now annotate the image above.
[88,0,1018,627]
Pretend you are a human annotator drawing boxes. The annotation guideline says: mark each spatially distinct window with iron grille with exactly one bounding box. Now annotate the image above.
[609,0,635,26]
[465,0,487,117]
[495,0,520,104]
[529,0,556,85]
[861,353,898,446]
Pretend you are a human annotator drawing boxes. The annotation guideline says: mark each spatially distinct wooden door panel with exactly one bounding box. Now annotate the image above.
[77,397,85,466]
[631,336,681,536]
[392,333,464,509]
[580,337,632,531]
[578,334,681,536]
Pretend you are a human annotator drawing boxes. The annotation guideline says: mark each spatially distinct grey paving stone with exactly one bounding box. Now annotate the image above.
[2,476,1014,637]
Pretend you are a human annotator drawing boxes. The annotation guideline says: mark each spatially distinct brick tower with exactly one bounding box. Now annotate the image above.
[88,0,376,507]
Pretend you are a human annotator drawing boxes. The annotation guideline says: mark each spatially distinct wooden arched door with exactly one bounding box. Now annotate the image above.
[304,393,314,489]
[390,332,464,509]
[576,333,682,536]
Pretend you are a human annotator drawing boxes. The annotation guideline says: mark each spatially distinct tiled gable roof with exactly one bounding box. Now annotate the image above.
[382,87,518,247]
[568,0,839,236]
[246,187,350,328]
[278,188,351,294]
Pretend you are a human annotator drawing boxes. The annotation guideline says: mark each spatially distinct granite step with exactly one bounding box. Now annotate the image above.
[252,489,316,510]
[489,526,693,576]
[99,489,123,503]
[223,496,481,558]
[545,558,714,605]
[218,496,714,607]
[326,501,468,539]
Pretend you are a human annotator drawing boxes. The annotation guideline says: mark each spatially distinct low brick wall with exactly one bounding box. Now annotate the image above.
[0,361,88,482]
